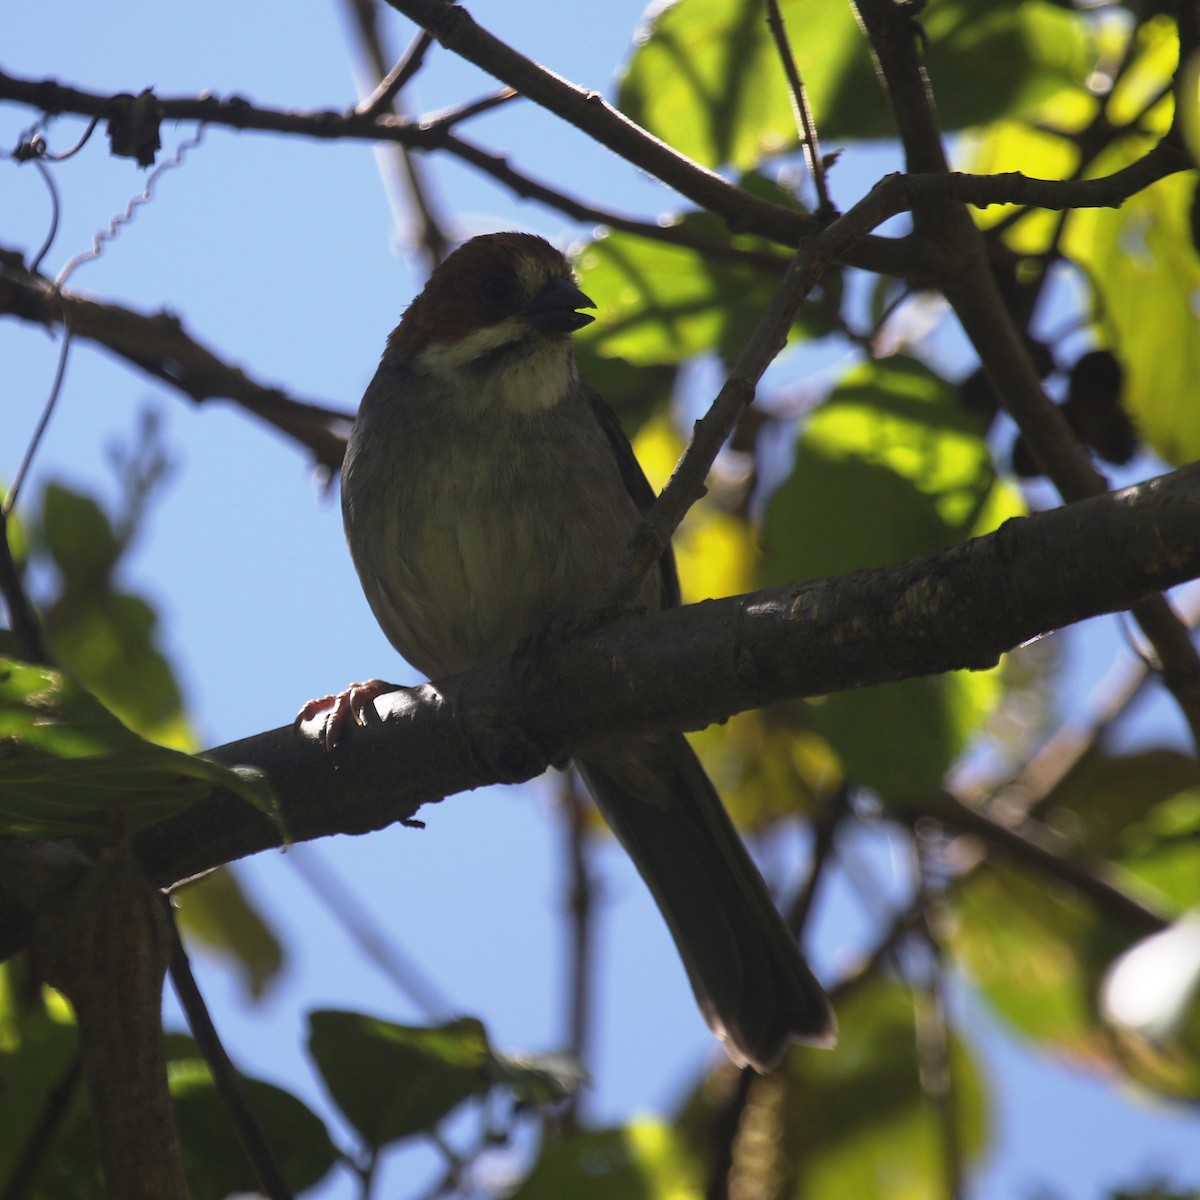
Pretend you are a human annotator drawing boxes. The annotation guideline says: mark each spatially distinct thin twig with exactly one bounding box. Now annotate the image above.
[420,88,518,132]
[785,784,849,935]
[3,328,72,518]
[0,509,52,665]
[911,841,964,1200]
[167,917,294,1200]
[930,790,1167,936]
[763,0,833,216]
[559,772,597,1130]
[1,71,1187,274]
[354,28,436,118]
[602,172,923,609]
[340,0,452,266]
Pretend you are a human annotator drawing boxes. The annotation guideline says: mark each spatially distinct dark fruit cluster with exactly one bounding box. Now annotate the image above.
[1009,349,1138,477]
[957,347,1139,478]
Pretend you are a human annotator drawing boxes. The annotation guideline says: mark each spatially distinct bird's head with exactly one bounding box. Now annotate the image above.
[385,232,596,414]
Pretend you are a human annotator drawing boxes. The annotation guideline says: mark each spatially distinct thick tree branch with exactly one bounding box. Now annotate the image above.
[0,248,352,470]
[137,465,1200,878]
[2,463,1199,961]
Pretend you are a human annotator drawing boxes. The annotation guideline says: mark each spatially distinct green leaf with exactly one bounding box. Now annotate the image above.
[307,1012,494,1149]
[510,1121,702,1200]
[575,215,823,369]
[173,867,286,1001]
[307,1011,584,1151]
[46,591,192,751]
[0,657,277,837]
[794,979,989,1198]
[617,0,1091,169]
[618,0,858,170]
[165,1036,338,1199]
[674,977,988,1200]
[0,965,92,1195]
[825,0,1092,140]
[35,482,192,748]
[760,356,1022,797]
[951,861,1118,1060]
[1064,154,1200,466]
[951,751,1200,1098]
[39,483,123,591]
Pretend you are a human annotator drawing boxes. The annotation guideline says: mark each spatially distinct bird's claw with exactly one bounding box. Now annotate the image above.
[295,679,394,751]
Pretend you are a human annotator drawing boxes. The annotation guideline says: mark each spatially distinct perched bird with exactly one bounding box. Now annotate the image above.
[308,231,835,1070]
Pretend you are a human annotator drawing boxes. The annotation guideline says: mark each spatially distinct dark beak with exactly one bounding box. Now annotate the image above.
[524,276,596,334]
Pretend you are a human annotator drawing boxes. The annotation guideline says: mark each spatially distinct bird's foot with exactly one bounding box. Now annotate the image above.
[295,679,396,751]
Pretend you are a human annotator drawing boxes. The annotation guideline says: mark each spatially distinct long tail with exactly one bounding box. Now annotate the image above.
[576,733,835,1071]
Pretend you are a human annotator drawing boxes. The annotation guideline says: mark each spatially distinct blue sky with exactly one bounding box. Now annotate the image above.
[4,3,1199,1197]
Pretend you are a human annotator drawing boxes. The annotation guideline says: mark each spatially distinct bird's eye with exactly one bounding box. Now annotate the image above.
[481,271,518,307]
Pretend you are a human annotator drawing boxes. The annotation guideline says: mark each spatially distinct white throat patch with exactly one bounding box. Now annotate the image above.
[418,320,576,415]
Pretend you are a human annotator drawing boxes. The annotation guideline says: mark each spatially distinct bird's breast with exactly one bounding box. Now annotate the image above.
[343,379,651,679]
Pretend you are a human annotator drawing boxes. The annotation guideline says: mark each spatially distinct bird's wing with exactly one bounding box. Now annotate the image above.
[584,385,682,610]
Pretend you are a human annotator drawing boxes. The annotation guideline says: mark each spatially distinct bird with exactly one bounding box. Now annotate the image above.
[305,231,835,1071]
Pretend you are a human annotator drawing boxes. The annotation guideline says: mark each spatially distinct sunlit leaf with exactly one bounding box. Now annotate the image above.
[618,0,1091,168]
[1063,152,1200,466]
[618,0,858,169]
[0,657,277,837]
[1181,50,1200,166]
[1105,16,1179,132]
[576,218,819,369]
[631,414,759,603]
[961,101,1091,253]
[760,356,1022,797]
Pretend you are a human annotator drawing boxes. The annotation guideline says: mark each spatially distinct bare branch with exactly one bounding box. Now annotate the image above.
[764,0,833,216]
[341,0,453,267]
[0,250,351,471]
